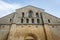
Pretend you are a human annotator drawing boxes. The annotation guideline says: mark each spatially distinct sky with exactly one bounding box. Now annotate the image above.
[0,0,60,18]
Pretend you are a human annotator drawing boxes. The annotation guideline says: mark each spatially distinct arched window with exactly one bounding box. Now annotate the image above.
[48,19,50,23]
[36,12,39,17]
[22,12,24,17]
[10,19,12,22]
[21,19,23,23]
[26,19,29,23]
[37,19,40,23]
[32,19,34,23]
[29,10,33,18]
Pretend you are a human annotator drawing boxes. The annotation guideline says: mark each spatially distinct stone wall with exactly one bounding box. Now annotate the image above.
[0,25,11,40]
[49,25,60,40]
[8,24,46,40]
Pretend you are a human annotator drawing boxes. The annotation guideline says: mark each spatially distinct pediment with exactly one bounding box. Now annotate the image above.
[16,5,44,13]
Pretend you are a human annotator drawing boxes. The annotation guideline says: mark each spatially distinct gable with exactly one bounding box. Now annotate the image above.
[0,5,60,24]
[0,12,15,24]
[16,5,44,13]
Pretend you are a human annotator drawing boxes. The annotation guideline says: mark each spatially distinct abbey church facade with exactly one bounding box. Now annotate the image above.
[0,5,60,40]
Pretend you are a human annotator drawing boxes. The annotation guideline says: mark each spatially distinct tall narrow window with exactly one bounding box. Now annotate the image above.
[32,19,34,23]
[22,12,24,17]
[36,12,39,17]
[21,19,23,23]
[37,19,40,23]
[29,10,33,18]
[10,18,12,22]
[48,19,50,23]
[26,19,29,23]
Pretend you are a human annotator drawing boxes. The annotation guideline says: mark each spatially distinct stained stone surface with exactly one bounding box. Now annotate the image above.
[0,5,60,40]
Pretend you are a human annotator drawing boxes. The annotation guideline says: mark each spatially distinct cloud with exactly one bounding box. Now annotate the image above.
[0,0,22,18]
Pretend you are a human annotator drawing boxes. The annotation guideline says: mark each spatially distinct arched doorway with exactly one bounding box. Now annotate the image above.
[24,33,38,40]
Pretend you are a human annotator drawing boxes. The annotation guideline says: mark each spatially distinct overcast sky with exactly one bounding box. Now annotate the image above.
[0,0,60,18]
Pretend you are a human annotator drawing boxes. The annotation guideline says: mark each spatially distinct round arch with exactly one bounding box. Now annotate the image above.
[24,33,38,40]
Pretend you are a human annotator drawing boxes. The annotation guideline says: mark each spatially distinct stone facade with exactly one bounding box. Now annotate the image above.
[0,5,60,40]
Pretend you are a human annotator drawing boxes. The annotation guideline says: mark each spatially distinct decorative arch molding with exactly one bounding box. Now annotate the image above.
[24,33,38,40]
